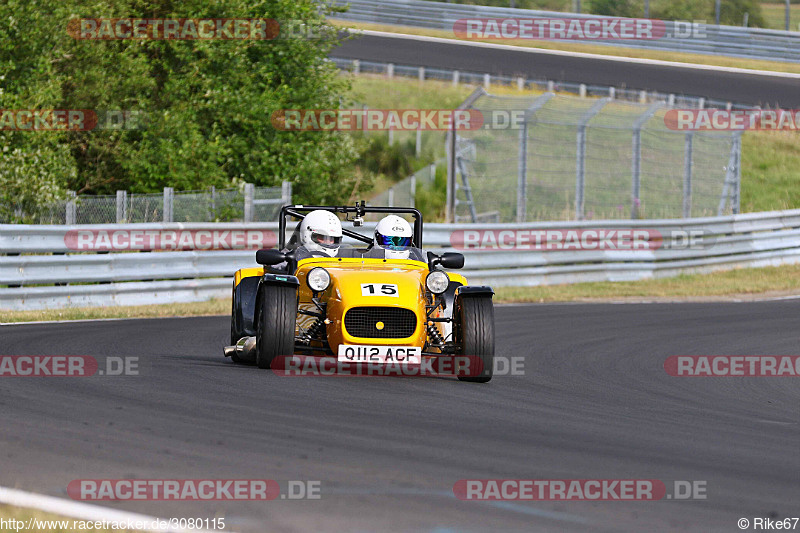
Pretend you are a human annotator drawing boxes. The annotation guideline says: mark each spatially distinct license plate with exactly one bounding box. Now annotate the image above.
[337,345,421,364]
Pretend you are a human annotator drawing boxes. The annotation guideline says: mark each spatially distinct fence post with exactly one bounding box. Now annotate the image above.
[516,120,528,223]
[210,186,216,219]
[66,192,77,225]
[353,59,360,75]
[446,126,455,223]
[483,73,491,90]
[162,187,173,222]
[116,190,127,223]
[387,63,394,78]
[683,133,694,218]
[243,183,254,222]
[388,127,394,146]
[388,187,395,207]
[575,98,610,220]
[415,128,422,156]
[410,175,416,208]
[418,66,425,82]
[281,180,292,205]
[452,70,459,87]
[631,102,664,219]
[517,77,525,91]
[579,84,586,98]
[733,132,742,215]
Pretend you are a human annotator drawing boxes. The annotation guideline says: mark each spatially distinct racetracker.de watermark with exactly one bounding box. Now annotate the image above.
[0,356,138,377]
[454,479,707,500]
[270,355,525,377]
[0,110,143,131]
[68,18,280,40]
[665,109,800,131]
[68,480,321,500]
[452,18,706,40]
[64,228,277,251]
[665,356,800,376]
[450,228,710,251]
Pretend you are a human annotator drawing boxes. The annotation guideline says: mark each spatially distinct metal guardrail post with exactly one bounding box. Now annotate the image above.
[66,192,77,225]
[243,183,254,222]
[452,70,459,87]
[388,187,394,207]
[353,59,360,75]
[116,190,128,223]
[410,175,416,208]
[575,98,609,221]
[415,128,422,156]
[163,187,173,223]
[281,181,292,206]
[683,133,694,218]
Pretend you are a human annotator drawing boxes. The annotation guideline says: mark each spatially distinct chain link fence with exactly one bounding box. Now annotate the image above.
[3,183,291,224]
[449,90,741,223]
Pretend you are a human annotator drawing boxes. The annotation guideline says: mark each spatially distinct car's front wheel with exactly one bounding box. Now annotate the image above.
[455,294,495,383]
[256,283,297,369]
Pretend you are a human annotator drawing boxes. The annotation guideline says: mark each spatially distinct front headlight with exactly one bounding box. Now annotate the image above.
[426,271,449,294]
[307,267,331,292]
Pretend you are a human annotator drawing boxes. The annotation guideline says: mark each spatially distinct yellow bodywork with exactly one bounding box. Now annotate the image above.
[233,257,467,354]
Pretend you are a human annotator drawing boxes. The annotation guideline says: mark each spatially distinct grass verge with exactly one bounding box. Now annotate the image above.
[494,264,800,302]
[332,19,800,75]
[3,264,800,323]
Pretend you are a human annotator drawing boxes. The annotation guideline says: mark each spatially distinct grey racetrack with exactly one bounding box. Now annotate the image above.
[333,33,800,108]
[1,301,798,532]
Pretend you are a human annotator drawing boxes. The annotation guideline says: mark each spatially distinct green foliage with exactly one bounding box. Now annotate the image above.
[651,0,708,21]
[0,0,359,205]
[414,164,447,221]
[717,0,767,27]
[586,0,638,17]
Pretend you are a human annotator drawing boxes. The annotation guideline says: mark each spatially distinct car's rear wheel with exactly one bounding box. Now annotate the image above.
[455,295,494,383]
[256,283,297,369]
[229,284,245,363]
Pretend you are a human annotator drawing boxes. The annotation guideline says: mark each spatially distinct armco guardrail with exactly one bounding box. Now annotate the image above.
[331,0,800,63]
[2,210,800,310]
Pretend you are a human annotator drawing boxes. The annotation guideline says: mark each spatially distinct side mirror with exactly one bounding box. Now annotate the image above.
[427,251,465,270]
[255,248,287,266]
[439,252,465,269]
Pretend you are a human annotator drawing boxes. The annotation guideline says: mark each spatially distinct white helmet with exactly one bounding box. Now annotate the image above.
[299,210,342,257]
[374,215,413,260]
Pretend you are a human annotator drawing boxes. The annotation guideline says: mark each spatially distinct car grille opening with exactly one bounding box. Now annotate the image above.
[344,307,417,339]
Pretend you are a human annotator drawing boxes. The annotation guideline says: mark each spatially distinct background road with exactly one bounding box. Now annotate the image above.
[333,33,800,107]
[1,302,799,532]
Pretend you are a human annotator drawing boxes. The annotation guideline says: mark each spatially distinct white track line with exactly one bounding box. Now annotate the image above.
[0,485,227,533]
[356,29,800,79]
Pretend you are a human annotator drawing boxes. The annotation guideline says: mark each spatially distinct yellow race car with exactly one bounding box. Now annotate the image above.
[224,202,495,382]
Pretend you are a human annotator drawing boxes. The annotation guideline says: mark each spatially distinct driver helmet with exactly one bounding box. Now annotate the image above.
[299,210,342,257]
[374,215,413,260]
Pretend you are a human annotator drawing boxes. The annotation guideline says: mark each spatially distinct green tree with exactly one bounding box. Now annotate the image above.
[0,0,363,207]
[586,0,638,17]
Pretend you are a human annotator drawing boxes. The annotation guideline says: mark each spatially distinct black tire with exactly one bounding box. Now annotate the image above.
[256,283,297,369]
[229,291,244,364]
[455,295,495,383]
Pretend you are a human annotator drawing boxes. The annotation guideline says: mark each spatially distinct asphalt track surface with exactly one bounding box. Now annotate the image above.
[2,302,799,532]
[333,33,800,107]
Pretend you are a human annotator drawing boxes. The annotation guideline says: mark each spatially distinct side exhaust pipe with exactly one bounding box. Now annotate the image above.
[223,336,257,361]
